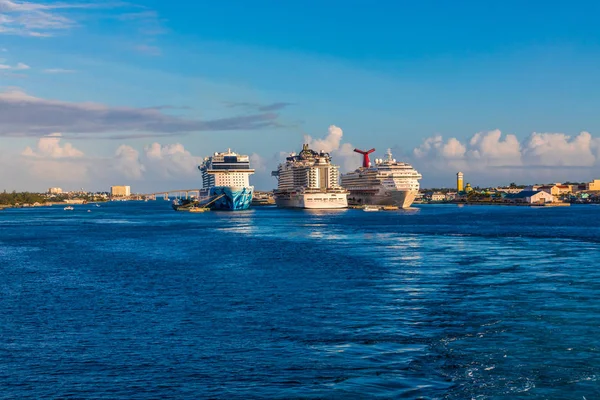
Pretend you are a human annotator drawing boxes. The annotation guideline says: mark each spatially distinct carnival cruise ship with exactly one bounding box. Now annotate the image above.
[341,148,421,208]
[271,144,348,209]
[197,149,255,210]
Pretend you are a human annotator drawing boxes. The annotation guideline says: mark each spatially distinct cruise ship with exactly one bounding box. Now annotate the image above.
[341,148,422,208]
[197,149,254,210]
[272,144,348,209]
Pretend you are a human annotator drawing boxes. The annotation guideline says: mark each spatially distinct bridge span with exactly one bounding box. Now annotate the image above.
[132,189,203,201]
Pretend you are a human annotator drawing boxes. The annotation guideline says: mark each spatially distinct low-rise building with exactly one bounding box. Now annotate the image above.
[445,192,458,201]
[587,179,600,191]
[431,192,446,202]
[567,184,587,193]
[505,190,555,204]
[64,199,86,204]
[111,185,131,197]
[539,184,571,196]
[496,187,524,194]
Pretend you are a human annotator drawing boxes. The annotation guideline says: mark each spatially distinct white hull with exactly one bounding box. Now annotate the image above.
[347,189,418,209]
[275,192,348,209]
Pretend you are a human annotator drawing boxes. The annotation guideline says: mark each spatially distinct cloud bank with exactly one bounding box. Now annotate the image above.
[0,89,284,138]
[5,134,207,192]
[3,127,600,192]
[413,129,600,185]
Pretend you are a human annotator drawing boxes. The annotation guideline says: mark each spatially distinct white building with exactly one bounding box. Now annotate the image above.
[506,190,555,204]
[48,187,63,194]
[430,192,446,202]
[496,187,523,194]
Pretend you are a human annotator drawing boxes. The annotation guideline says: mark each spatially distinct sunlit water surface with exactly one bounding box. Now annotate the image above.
[1,202,599,399]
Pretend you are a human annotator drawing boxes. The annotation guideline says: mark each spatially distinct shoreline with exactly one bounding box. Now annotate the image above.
[417,201,572,207]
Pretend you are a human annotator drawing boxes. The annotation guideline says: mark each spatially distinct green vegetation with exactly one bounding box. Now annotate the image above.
[0,191,47,205]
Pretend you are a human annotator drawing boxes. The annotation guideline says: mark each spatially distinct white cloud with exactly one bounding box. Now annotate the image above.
[0,1,166,38]
[0,61,29,70]
[21,133,84,158]
[113,145,145,180]
[143,143,201,178]
[467,129,521,165]
[304,125,343,153]
[521,131,598,167]
[0,0,82,36]
[11,138,210,190]
[19,133,88,183]
[250,153,266,172]
[412,129,600,186]
[303,124,361,172]
[43,68,76,74]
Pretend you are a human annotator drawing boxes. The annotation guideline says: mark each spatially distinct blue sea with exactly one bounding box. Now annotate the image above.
[1,202,599,399]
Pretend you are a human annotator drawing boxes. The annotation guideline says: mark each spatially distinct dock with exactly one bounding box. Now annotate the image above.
[349,205,400,211]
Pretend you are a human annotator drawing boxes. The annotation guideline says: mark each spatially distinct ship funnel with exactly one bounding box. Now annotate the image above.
[354,148,376,168]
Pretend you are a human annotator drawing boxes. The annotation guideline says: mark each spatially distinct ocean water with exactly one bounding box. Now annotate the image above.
[1,202,599,399]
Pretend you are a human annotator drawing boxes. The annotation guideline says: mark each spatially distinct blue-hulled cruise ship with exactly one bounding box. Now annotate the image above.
[197,149,255,210]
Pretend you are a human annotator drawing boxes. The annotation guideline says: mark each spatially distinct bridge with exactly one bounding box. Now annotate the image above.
[114,189,275,202]
[117,189,204,201]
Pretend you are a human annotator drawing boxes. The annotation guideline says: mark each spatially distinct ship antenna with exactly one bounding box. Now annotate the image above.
[354,148,376,168]
[386,148,393,161]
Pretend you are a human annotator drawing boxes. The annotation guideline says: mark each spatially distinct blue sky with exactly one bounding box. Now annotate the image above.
[1,0,600,191]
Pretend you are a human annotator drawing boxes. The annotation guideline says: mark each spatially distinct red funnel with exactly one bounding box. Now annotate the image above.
[354,148,375,168]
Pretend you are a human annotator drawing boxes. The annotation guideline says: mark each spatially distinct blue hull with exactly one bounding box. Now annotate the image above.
[209,186,254,211]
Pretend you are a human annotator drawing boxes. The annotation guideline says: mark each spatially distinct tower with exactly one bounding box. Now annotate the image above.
[457,172,464,192]
[354,148,376,168]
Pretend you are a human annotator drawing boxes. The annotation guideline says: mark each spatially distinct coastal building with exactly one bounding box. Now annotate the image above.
[445,192,458,201]
[568,184,587,193]
[111,185,131,197]
[48,187,63,194]
[587,179,600,191]
[505,190,555,204]
[496,187,523,194]
[457,172,464,192]
[431,192,446,202]
[64,199,86,204]
[539,184,571,196]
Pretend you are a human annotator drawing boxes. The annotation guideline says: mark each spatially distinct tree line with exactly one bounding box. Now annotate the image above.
[0,191,47,205]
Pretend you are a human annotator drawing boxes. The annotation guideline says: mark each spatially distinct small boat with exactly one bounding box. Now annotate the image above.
[64,206,74,211]
[189,207,210,213]
[363,205,380,212]
[95,204,101,207]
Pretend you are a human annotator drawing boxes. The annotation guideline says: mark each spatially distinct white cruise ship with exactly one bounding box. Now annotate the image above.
[341,148,422,208]
[197,149,255,210]
[271,144,348,209]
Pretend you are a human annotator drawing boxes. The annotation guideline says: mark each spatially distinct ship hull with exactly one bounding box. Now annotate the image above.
[347,189,418,209]
[207,186,254,211]
[274,192,348,209]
